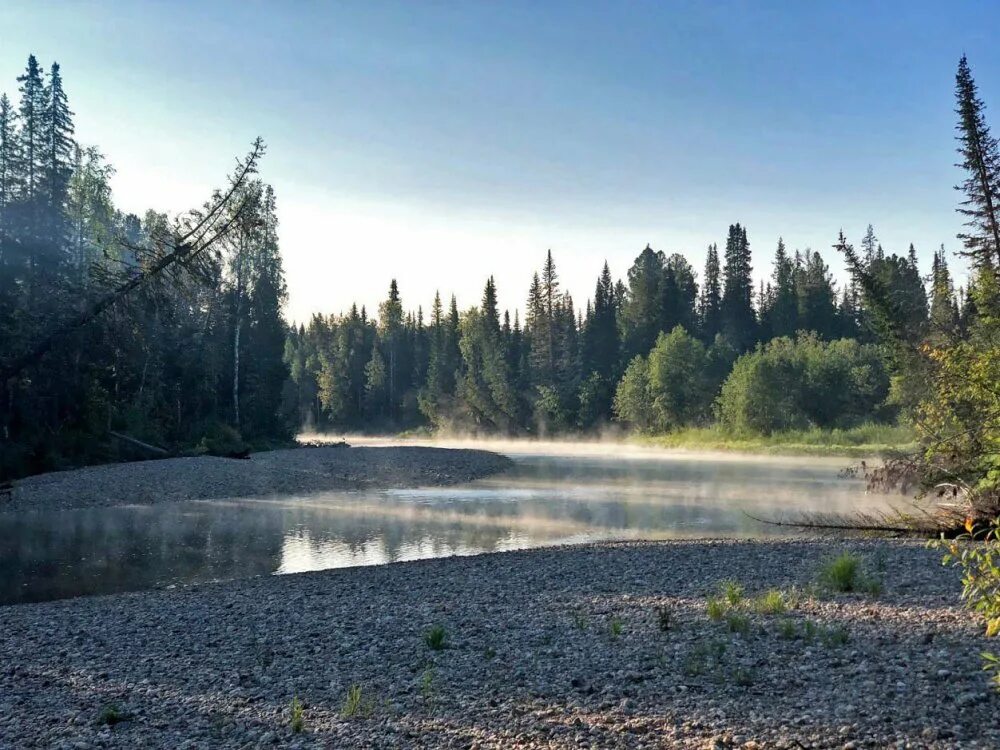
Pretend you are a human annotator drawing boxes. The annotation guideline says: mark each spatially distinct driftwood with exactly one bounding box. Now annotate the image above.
[109,431,170,456]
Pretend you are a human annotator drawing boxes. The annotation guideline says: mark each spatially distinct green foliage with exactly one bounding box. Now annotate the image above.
[936,522,1000,641]
[424,624,448,651]
[717,334,889,434]
[751,589,787,615]
[419,667,436,703]
[726,613,750,635]
[95,704,130,726]
[706,597,727,621]
[608,615,623,639]
[289,696,304,733]
[341,685,375,719]
[778,618,798,640]
[719,580,744,607]
[818,552,862,592]
[731,666,755,687]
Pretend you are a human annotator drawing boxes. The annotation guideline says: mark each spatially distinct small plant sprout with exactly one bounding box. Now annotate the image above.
[706,597,727,621]
[609,615,624,639]
[572,610,589,631]
[752,589,787,615]
[656,605,672,632]
[420,667,436,703]
[341,684,375,719]
[289,696,304,733]
[801,619,818,642]
[424,624,448,651]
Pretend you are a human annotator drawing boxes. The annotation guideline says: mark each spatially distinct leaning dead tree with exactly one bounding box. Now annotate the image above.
[0,137,266,385]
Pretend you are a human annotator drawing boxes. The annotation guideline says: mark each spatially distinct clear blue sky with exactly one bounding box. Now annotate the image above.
[0,1,996,321]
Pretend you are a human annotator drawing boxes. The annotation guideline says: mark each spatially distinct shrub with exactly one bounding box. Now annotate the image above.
[818,551,862,592]
[716,334,889,435]
[935,520,1000,689]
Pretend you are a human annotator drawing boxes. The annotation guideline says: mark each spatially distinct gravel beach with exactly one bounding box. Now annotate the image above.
[3,445,514,513]
[0,538,995,749]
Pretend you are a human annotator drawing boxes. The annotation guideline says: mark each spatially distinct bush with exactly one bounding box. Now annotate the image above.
[716,334,890,435]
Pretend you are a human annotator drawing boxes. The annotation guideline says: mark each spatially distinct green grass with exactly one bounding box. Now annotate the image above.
[719,580,744,607]
[608,615,624,639]
[289,696,305,733]
[817,551,884,595]
[635,422,916,457]
[706,597,727,621]
[424,624,448,651]
[341,685,375,719]
[726,613,750,635]
[95,704,130,726]
[751,589,788,615]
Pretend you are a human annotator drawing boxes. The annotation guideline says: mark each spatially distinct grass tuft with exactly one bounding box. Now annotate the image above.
[656,605,672,632]
[726,612,750,635]
[706,597,727,621]
[95,704,130,726]
[719,580,744,607]
[341,684,375,719]
[424,624,448,651]
[608,615,624,639]
[751,589,787,615]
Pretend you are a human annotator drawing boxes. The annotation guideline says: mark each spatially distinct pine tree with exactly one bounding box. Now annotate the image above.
[698,243,722,342]
[954,55,1000,273]
[378,279,404,418]
[796,250,839,339]
[861,224,878,264]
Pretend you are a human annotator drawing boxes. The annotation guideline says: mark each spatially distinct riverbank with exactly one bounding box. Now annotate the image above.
[634,424,917,458]
[3,445,513,513]
[1,538,994,749]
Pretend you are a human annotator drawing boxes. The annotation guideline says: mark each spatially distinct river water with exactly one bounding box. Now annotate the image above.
[0,445,899,605]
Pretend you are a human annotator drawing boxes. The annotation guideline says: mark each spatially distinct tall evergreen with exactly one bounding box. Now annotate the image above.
[621,243,665,359]
[720,223,756,350]
[42,62,74,248]
[698,243,722,342]
[929,245,960,340]
[582,261,619,380]
[955,55,1000,273]
[761,238,797,339]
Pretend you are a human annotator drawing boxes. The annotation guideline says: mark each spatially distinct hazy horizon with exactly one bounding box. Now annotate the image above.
[2,1,995,321]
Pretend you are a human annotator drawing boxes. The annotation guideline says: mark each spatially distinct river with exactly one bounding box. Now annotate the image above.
[0,443,899,605]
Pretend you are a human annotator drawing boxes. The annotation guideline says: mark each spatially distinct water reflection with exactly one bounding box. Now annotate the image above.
[0,452,899,605]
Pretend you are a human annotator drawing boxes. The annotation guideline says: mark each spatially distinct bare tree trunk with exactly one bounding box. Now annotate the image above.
[232,317,242,429]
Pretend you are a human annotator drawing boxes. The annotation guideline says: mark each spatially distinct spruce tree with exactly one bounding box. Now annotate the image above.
[698,243,722,342]
[621,244,665,359]
[955,55,1000,273]
[720,223,756,350]
[42,61,74,242]
[761,237,797,339]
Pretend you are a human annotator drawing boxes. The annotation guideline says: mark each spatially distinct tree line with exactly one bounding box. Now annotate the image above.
[285,218,963,436]
[0,55,290,478]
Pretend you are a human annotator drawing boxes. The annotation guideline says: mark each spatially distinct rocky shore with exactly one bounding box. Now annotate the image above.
[3,444,513,513]
[0,538,995,749]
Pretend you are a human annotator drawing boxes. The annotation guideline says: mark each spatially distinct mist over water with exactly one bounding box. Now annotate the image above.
[0,438,901,605]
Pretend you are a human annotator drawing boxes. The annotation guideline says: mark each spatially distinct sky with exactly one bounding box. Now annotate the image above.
[0,1,997,323]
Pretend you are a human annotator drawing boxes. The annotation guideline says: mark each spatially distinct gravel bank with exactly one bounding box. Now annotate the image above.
[0,539,995,749]
[3,445,513,513]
